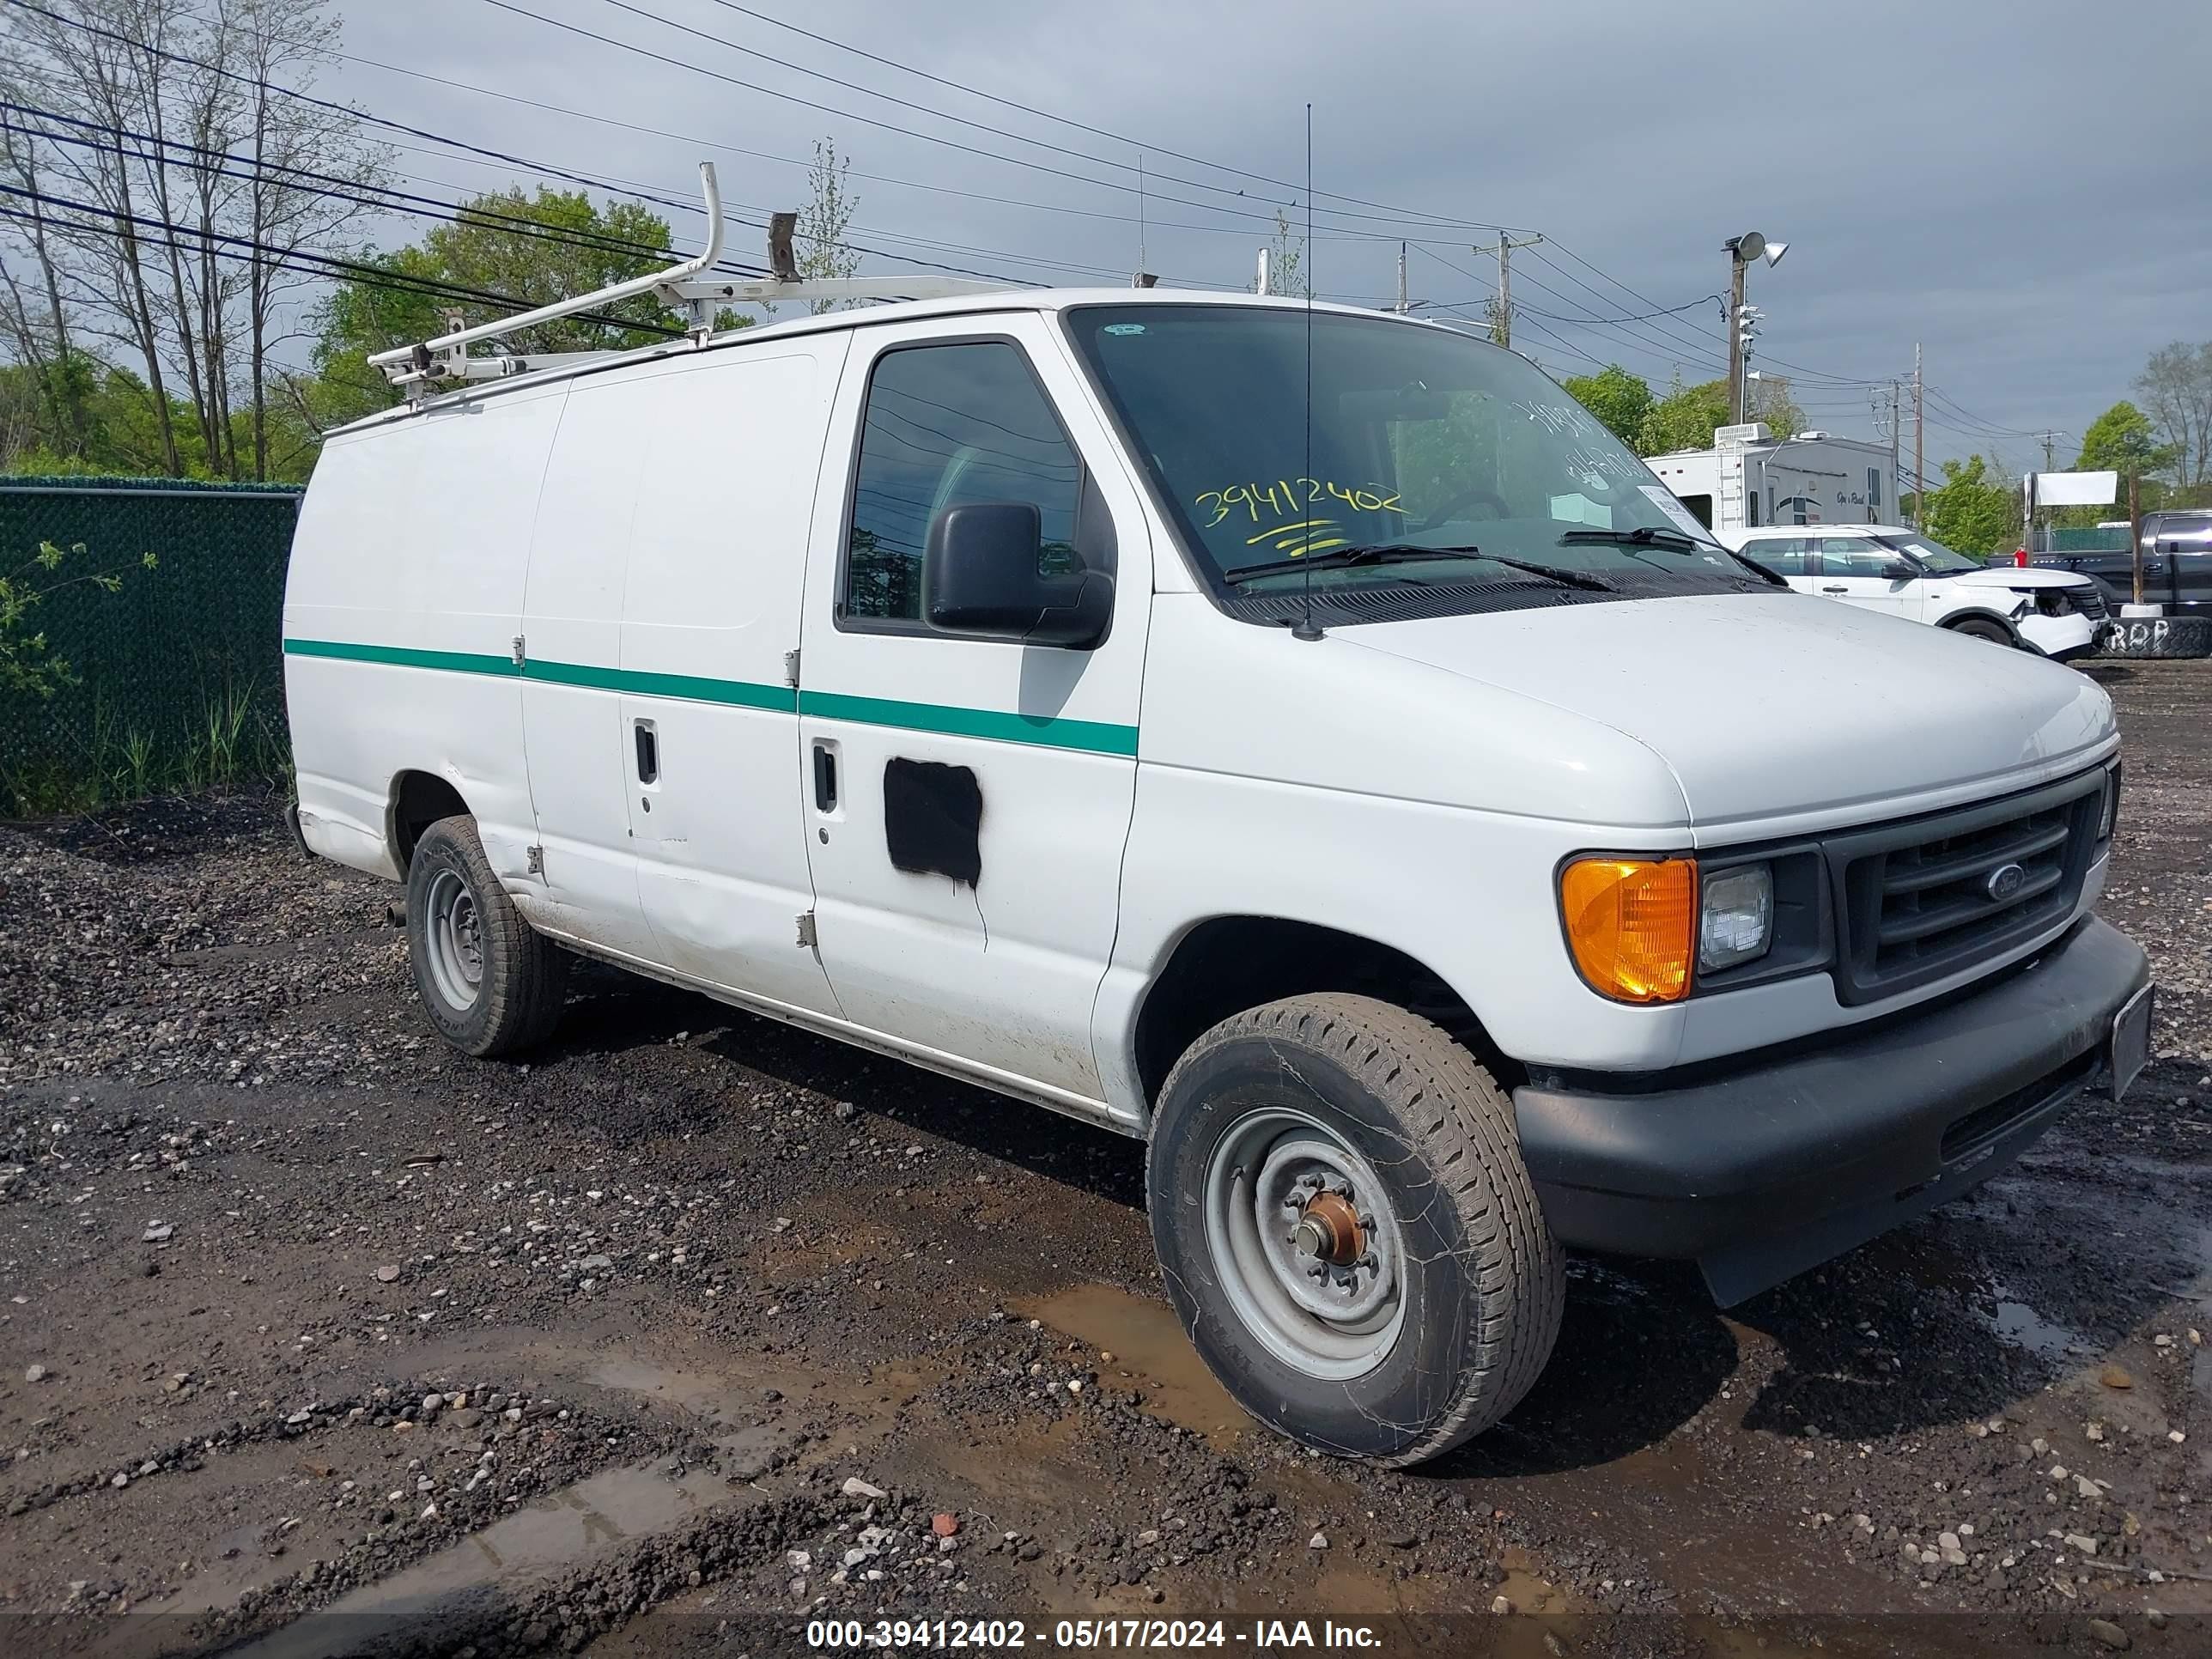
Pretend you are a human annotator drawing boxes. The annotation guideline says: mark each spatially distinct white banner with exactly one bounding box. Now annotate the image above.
[2029,470,2119,507]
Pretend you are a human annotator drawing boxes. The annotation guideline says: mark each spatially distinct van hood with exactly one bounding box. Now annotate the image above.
[1345,591,2114,838]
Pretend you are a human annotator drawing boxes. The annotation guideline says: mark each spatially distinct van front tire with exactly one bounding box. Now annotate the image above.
[1146,994,1563,1468]
[404,816,568,1058]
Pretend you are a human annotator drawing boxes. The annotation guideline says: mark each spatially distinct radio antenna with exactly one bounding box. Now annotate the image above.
[1291,103,1323,642]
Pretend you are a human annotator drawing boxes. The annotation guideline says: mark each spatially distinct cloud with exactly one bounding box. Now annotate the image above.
[336,0,2212,465]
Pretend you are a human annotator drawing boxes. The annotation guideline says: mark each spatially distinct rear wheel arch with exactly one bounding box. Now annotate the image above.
[1938,607,2021,646]
[1131,915,1511,1112]
[387,770,471,875]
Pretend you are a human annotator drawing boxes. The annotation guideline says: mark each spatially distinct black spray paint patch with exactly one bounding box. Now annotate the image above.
[883,757,983,887]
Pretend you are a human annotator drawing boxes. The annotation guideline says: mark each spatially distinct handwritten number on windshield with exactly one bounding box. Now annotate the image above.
[1195,478,1404,528]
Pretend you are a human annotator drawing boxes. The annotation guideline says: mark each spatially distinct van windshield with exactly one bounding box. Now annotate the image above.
[1066,304,1768,614]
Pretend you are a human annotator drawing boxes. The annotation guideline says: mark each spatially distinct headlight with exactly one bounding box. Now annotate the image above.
[1699,863,1774,972]
[1559,858,1694,1004]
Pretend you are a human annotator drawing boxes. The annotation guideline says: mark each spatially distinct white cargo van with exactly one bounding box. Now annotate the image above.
[285,210,2150,1467]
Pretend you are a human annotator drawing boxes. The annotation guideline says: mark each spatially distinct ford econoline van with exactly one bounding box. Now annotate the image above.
[285,282,2150,1467]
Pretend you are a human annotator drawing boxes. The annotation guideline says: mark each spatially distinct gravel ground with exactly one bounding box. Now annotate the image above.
[2,661,2208,1658]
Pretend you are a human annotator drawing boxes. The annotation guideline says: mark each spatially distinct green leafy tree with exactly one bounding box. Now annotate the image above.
[797,138,862,314]
[1632,373,1805,456]
[2076,400,2178,488]
[1636,376,1730,455]
[2045,401,2180,527]
[1559,365,1653,446]
[1920,454,2021,557]
[308,187,700,430]
[2,539,157,699]
[1263,210,1307,299]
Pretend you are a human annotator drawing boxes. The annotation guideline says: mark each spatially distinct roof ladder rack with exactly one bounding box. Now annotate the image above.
[368,162,1016,399]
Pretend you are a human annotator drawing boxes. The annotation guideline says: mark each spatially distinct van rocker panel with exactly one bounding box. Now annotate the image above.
[1511,916,2149,1305]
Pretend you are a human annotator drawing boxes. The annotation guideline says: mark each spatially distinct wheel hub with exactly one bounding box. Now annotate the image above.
[1201,1109,1406,1380]
[1291,1190,1364,1267]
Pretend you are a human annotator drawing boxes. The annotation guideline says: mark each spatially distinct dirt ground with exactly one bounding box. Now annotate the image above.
[3,660,2209,1659]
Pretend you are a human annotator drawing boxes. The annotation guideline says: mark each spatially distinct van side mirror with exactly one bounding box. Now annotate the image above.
[924,502,1113,649]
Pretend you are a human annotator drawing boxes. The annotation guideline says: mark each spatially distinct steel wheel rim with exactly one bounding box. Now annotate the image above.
[423,868,484,1011]
[1202,1104,1406,1380]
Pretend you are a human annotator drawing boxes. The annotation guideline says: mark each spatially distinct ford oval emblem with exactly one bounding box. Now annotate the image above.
[1984,861,2028,902]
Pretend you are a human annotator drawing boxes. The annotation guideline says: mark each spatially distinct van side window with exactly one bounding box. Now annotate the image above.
[843,341,1082,625]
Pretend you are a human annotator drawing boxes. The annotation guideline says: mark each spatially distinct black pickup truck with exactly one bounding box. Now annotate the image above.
[2027,510,2212,613]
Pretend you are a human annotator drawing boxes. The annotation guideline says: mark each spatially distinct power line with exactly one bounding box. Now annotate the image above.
[0,177,688,337]
[0,102,763,277]
[690,0,1537,234]
[478,0,1309,236]
[4,1,1048,289]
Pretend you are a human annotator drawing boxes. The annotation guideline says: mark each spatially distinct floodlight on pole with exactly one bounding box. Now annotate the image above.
[1724,229,1789,426]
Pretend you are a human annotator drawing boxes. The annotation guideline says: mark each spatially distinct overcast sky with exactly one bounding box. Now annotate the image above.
[331,0,2212,477]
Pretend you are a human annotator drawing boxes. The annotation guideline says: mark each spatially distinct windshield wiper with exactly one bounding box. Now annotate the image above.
[1225,543,1484,584]
[1227,543,1613,592]
[1473,552,1615,591]
[1558,525,1785,586]
[1558,526,1708,552]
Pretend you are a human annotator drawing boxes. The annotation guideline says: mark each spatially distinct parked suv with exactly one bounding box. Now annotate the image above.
[1725,524,2105,659]
[284,289,2150,1467]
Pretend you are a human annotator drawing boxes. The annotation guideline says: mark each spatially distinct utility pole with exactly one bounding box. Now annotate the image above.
[2039,431,2059,471]
[1873,380,1901,520]
[1395,241,1408,314]
[1473,234,1541,349]
[1912,343,1925,530]
[1726,255,1749,425]
[2130,470,2145,606]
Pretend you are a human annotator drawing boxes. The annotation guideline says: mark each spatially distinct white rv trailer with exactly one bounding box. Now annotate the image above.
[1645,422,1897,539]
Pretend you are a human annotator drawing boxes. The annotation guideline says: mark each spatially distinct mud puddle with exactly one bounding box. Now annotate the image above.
[1020,1282,1249,1448]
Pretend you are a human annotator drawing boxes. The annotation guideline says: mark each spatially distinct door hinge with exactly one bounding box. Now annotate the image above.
[511,635,526,667]
[783,647,800,689]
[526,844,544,876]
[794,909,817,948]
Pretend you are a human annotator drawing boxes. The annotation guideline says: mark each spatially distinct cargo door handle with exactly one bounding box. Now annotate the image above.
[634,720,659,784]
[812,742,837,812]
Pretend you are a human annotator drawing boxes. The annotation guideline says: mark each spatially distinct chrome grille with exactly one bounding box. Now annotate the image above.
[1827,769,2106,1005]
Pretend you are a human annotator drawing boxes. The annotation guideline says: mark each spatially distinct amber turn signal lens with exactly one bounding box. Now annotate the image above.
[1559,857,1696,1004]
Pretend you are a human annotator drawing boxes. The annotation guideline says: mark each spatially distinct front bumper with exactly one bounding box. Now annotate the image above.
[1512,916,2149,1305]
[2016,611,2097,661]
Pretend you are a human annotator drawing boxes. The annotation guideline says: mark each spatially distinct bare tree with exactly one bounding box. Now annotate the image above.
[2134,341,2212,493]
[0,0,384,477]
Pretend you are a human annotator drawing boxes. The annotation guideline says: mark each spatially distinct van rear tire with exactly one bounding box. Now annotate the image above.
[404,815,568,1058]
[1146,994,1563,1467]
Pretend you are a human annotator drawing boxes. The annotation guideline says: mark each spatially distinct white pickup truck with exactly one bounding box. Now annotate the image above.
[284,277,2150,1468]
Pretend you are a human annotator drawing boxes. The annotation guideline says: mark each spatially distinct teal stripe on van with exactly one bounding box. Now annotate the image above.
[283,638,1139,756]
[799,690,1139,757]
[283,637,519,678]
[523,657,797,713]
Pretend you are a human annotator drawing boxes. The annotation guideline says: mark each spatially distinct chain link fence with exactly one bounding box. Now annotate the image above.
[2,477,302,814]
